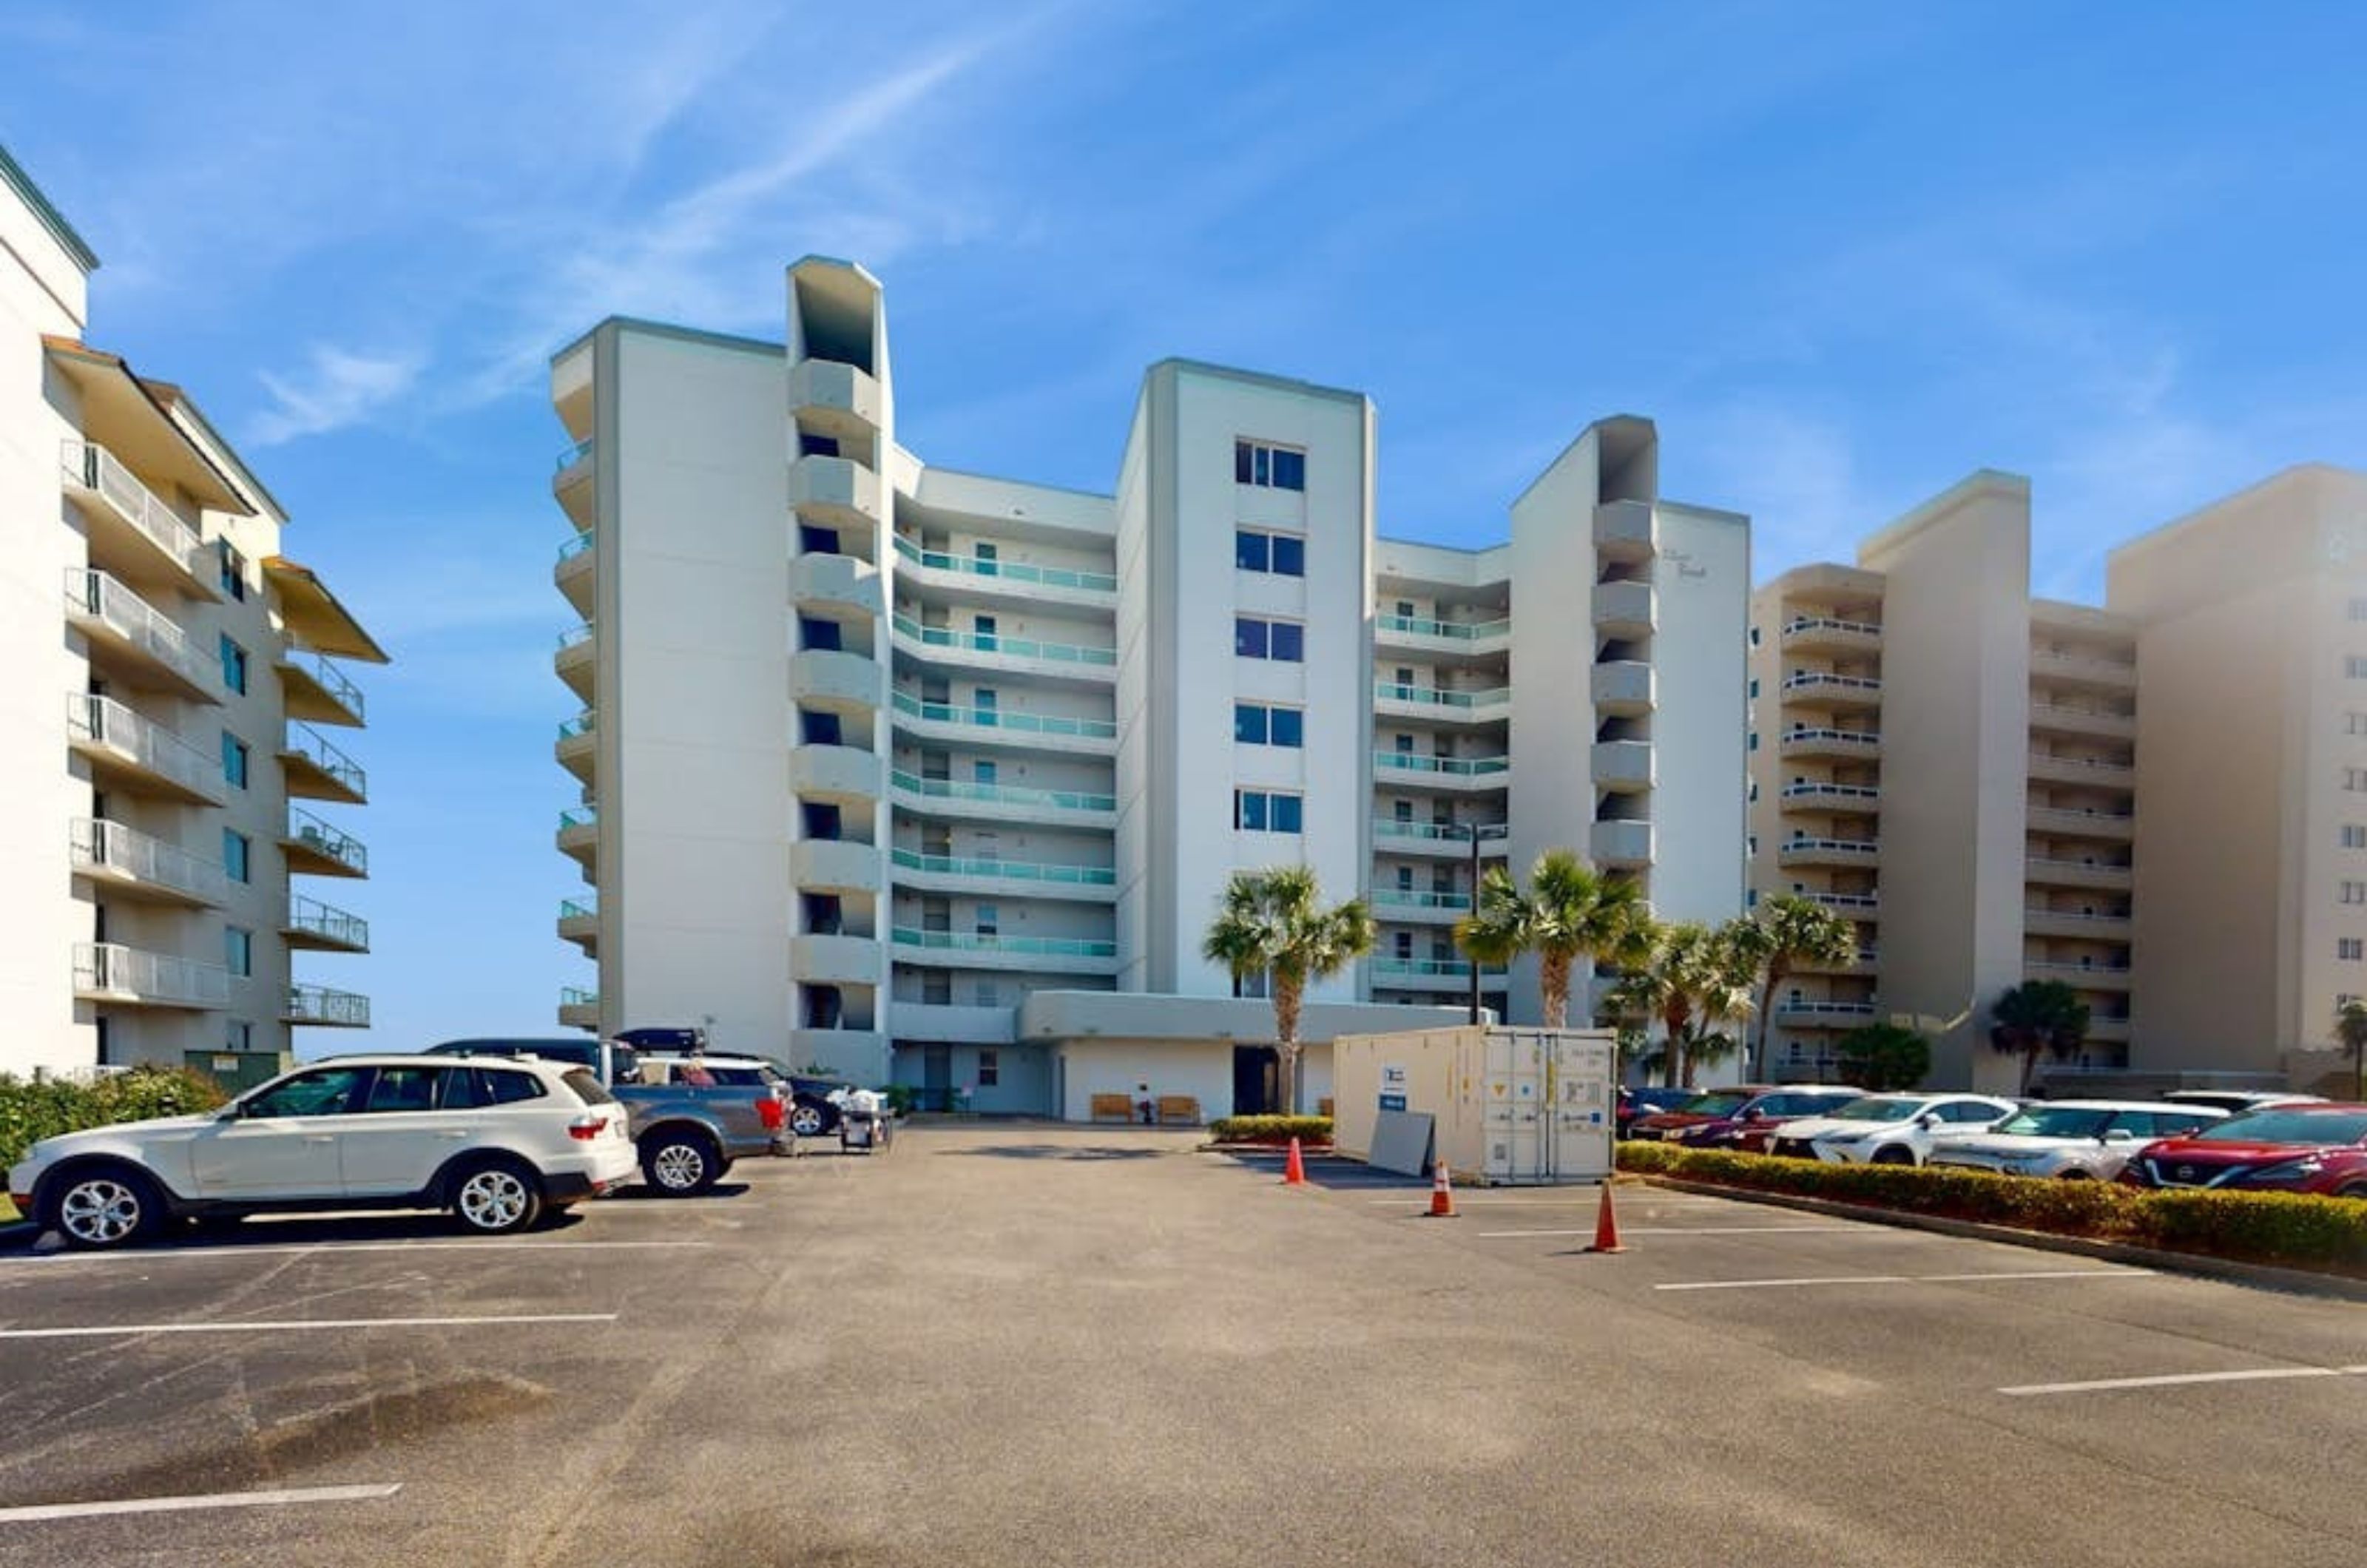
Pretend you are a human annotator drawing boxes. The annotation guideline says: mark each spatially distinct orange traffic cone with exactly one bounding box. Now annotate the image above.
[1426,1159,1456,1217]
[1586,1181,1625,1253]
[1282,1136,1307,1186]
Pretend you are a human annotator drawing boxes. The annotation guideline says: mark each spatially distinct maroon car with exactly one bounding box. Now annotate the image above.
[1667,1087,1870,1153]
[2117,1103,2367,1197]
[1628,1086,1780,1142]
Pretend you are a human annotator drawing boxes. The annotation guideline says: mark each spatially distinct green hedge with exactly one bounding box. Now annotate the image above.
[1208,1115,1334,1146]
[1615,1140,2367,1277]
[0,1066,229,1175]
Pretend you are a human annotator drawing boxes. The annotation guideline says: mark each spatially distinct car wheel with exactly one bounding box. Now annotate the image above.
[1870,1146,1915,1166]
[450,1158,544,1236]
[640,1131,720,1196]
[788,1099,831,1138]
[45,1166,164,1251]
[2334,1180,2367,1200]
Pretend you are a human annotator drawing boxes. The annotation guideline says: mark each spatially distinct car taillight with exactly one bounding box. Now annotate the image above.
[757,1098,786,1132]
[569,1115,610,1141]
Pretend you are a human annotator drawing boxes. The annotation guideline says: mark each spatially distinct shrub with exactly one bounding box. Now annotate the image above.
[1208,1115,1334,1146]
[0,1066,229,1173]
[1615,1140,2367,1277]
[1833,1023,1932,1092]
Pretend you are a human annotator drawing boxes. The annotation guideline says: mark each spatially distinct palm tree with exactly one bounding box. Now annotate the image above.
[1988,979,2090,1095]
[1730,896,1859,1080]
[1453,850,1645,1027]
[2336,998,2367,1101]
[1202,866,1374,1115]
[1608,919,1724,1088]
[1688,919,1761,1078]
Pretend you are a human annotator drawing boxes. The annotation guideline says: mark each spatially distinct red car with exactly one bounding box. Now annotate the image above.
[1628,1086,1780,1142]
[1652,1087,1868,1152]
[2117,1103,2367,1197]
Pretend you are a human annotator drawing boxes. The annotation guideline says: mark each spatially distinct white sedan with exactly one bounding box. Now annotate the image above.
[1925,1101,2226,1180]
[1765,1093,2019,1166]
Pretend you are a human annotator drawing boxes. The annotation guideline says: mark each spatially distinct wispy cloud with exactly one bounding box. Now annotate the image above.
[250,344,425,445]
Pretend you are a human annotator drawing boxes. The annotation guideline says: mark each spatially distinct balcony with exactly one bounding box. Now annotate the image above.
[1777,835,1880,869]
[793,550,885,620]
[1797,947,1881,976]
[889,690,1117,756]
[891,535,1116,607]
[558,805,597,875]
[67,693,226,806]
[1371,956,1508,990]
[793,933,882,987]
[1374,612,1511,658]
[277,648,365,728]
[1592,579,1658,640]
[285,984,371,1028]
[796,838,884,896]
[890,613,1117,684]
[553,438,595,530]
[2029,646,2136,692]
[2025,856,2134,892]
[1591,660,1655,717]
[1778,782,1880,816]
[64,570,220,702]
[791,743,885,806]
[2023,908,2130,941]
[558,985,598,1030]
[282,805,368,879]
[890,927,1121,976]
[72,942,228,1010]
[1592,740,1655,792]
[2026,961,2133,991]
[1376,752,1509,787]
[60,441,218,600]
[1590,819,1655,868]
[279,723,367,804]
[1775,1000,1880,1029]
[555,530,595,617]
[789,454,883,533]
[1780,672,1883,710]
[1370,820,1510,859]
[792,647,886,715]
[792,1026,896,1067]
[2028,751,2134,788]
[2027,805,2134,841]
[889,768,1116,823]
[790,357,884,439]
[1371,888,1473,923]
[556,624,595,701]
[1780,726,1882,760]
[1373,682,1511,724]
[2084,1016,2133,1045]
[68,819,226,908]
[558,896,595,954]
[879,1004,1015,1046]
[1780,615,1883,654]
[283,894,370,954]
[1593,499,1655,563]
[1802,890,1880,917]
[889,848,1118,902]
[2029,701,2135,742]
[557,711,596,783]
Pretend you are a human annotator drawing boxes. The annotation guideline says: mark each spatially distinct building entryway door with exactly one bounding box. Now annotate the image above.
[922,1044,953,1112]
[1232,1045,1280,1116]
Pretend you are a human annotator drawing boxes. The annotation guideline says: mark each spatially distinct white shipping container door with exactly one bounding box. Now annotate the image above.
[1547,1035,1615,1180]
[1483,1030,1550,1183]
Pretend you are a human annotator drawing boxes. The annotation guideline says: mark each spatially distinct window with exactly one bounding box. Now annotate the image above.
[223,829,251,883]
[363,1067,441,1113]
[2352,598,2367,622]
[2346,768,2367,793]
[222,732,249,789]
[219,635,248,695]
[475,1068,547,1106]
[1747,731,1759,752]
[2349,713,2367,737]
[973,759,997,786]
[1234,789,1303,833]
[2342,938,2364,962]
[976,904,999,937]
[243,1067,369,1118]
[1234,530,1305,575]
[2343,881,2367,905]
[1234,615,1303,662]
[1748,677,1759,699]
[225,1020,252,1052]
[1749,625,1761,647]
[2349,656,2367,680]
[1233,439,1306,491]
[1234,702,1302,747]
[977,1050,999,1088]
[224,926,252,978]
[2346,825,2367,849]
[216,539,246,601]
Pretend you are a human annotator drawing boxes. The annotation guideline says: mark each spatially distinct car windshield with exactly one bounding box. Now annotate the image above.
[2195,1109,2367,1145]
[1992,1106,2115,1138]
[1677,1090,1753,1117]
[1829,1097,1925,1122]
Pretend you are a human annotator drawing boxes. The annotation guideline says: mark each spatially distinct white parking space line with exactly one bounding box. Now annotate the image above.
[1658,1269,2152,1293]
[0,1482,402,1524]
[1999,1365,2367,1397]
[0,1240,711,1267]
[0,1312,616,1341]
[1475,1225,1874,1239]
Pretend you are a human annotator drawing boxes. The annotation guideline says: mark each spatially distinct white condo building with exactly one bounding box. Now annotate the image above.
[0,146,385,1085]
[547,257,1746,1118]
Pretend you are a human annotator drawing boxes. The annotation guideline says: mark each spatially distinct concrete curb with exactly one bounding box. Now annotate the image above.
[1636,1175,2367,1305]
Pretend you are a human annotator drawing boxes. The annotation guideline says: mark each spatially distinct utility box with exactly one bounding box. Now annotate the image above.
[1331,1026,1615,1185]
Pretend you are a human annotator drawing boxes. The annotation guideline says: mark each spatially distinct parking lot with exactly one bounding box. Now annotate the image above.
[1,1124,2361,1567]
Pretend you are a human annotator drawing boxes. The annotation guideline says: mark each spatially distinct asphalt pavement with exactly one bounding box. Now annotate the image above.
[0,1124,2360,1567]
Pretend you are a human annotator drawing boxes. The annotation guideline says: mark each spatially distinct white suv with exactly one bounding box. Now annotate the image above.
[7,1055,638,1250]
[1766,1092,2019,1166]
[1926,1101,2228,1180]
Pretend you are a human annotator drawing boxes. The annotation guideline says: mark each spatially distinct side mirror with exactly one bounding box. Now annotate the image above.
[1914,1113,1938,1129]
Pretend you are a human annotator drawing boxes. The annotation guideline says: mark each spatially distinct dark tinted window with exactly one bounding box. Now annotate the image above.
[362,1067,440,1113]
[479,1069,548,1106]
[1269,623,1304,663]
[561,1068,615,1106]
[1680,1091,1754,1117]
[1271,534,1306,575]
[243,1067,371,1118]
[1939,1100,2005,1123]
[1271,449,1306,491]
[1235,530,1269,571]
[1269,794,1304,833]
[703,1066,768,1087]
[2197,1109,2367,1145]
[1235,617,1268,658]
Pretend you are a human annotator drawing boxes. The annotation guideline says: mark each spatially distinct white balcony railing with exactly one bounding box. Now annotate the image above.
[1374,751,1510,779]
[1803,891,1880,911]
[67,692,223,801]
[286,805,368,875]
[280,648,365,723]
[61,441,209,584]
[1780,782,1881,802]
[1372,888,1473,913]
[283,723,367,798]
[1373,683,1512,712]
[889,690,1117,741]
[1781,672,1883,697]
[69,819,227,905]
[1376,612,1511,643]
[1783,726,1882,748]
[1371,820,1508,846]
[891,928,1118,959]
[889,848,1116,887]
[1371,956,1509,984]
[287,894,370,950]
[890,613,1115,669]
[1780,836,1880,856]
[286,984,371,1026]
[72,942,229,1007]
[1782,615,1883,641]
[890,768,1115,814]
[64,570,217,693]
[891,535,1115,594]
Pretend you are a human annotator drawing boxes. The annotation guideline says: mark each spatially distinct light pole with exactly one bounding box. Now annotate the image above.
[1457,823,1505,1026]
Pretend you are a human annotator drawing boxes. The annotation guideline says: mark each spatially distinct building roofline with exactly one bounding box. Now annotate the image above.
[1856,468,2028,565]
[1658,498,1749,527]
[918,462,1114,504]
[0,143,98,273]
[141,378,289,520]
[2105,462,2365,567]
[1508,413,1657,512]
[550,315,783,367]
[1145,356,1370,409]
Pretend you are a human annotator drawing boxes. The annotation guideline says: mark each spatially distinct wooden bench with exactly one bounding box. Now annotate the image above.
[1089,1093,1135,1123]
[1156,1095,1201,1126]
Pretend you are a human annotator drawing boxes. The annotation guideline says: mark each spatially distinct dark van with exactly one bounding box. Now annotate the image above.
[426,1037,640,1085]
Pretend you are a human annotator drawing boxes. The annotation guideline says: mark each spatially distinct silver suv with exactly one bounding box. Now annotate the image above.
[8,1055,638,1249]
[1927,1100,2227,1180]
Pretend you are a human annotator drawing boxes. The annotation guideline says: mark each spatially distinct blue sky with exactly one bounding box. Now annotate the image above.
[7,1,2363,1052]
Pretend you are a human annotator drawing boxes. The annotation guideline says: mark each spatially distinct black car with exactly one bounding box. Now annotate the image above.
[426,1037,640,1086]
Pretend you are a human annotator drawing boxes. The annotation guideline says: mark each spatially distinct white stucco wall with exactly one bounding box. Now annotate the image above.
[1652,502,1750,926]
